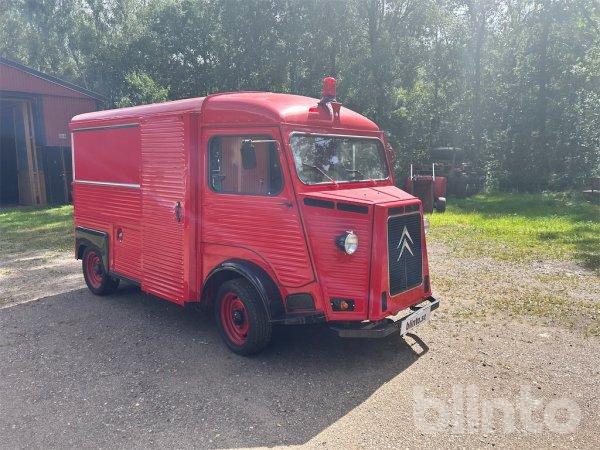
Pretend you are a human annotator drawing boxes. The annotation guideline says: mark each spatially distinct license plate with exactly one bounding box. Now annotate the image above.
[399,305,431,335]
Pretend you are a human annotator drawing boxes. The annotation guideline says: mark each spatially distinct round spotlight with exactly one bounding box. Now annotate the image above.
[336,231,359,255]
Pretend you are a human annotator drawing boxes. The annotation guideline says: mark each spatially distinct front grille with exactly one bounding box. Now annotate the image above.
[387,212,423,295]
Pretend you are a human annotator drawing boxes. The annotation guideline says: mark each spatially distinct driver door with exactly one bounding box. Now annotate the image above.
[201,127,313,288]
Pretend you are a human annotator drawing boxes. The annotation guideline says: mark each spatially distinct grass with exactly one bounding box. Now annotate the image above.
[0,205,74,255]
[444,285,600,336]
[494,291,600,337]
[427,192,600,272]
[438,264,600,335]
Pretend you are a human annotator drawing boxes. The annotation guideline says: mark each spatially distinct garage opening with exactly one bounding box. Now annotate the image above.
[0,97,43,206]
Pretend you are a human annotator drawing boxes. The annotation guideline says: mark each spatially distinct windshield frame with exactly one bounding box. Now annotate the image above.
[288,131,390,186]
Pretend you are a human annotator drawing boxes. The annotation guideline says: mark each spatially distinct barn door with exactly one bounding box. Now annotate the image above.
[140,115,194,303]
[43,147,70,205]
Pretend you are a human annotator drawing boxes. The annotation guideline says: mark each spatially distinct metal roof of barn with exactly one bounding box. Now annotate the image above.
[0,56,105,101]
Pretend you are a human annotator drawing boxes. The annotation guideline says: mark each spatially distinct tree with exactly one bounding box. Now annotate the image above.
[115,72,170,107]
[1,0,597,191]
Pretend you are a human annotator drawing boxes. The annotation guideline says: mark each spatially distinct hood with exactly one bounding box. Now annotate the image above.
[302,185,416,205]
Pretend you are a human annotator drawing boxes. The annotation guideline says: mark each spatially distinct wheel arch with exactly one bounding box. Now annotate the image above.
[75,226,109,273]
[201,259,285,321]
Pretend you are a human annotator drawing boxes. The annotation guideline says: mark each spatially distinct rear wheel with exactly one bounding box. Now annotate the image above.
[215,278,272,355]
[82,246,119,296]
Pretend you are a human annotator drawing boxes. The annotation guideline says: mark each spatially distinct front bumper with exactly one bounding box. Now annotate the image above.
[331,296,439,338]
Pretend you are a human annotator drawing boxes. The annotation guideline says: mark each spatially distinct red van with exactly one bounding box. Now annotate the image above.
[70,78,439,354]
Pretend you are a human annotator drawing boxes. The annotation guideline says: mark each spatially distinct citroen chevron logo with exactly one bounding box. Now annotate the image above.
[397,226,414,261]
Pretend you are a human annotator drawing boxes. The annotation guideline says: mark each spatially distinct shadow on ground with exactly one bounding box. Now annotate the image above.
[0,285,424,448]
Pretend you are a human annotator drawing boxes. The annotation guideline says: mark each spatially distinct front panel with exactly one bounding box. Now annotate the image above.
[299,197,373,321]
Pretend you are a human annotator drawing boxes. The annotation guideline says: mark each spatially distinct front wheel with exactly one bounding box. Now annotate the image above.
[215,279,272,355]
[82,246,119,296]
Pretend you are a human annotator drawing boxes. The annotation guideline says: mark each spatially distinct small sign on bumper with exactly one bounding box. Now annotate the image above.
[399,302,433,335]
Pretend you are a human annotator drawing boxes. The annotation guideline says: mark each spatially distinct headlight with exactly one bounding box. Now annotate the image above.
[423,216,430,235]
[336,231,359,255]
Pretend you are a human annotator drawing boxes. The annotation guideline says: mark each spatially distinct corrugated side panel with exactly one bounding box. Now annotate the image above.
[140,116,187,301]
[202,195,313,287]
[74,184,141,225]
[73,183,142,280]
[301,203,372,316]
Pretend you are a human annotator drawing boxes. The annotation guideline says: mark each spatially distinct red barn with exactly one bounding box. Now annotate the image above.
[0,57,103,206]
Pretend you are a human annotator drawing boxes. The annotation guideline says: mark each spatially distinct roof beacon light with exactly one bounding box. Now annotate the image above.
[318,77,337,107]
[322,77,336,100]
[318,77,342,121]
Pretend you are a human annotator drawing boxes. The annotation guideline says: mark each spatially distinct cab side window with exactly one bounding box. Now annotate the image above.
[209,136,283,195]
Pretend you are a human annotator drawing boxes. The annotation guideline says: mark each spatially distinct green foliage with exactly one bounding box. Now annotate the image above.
[1,0,598,190]
[116,72,170,107]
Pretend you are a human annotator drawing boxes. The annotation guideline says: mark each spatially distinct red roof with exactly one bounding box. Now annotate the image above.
[71,97,204,122]
[71,92,379,131]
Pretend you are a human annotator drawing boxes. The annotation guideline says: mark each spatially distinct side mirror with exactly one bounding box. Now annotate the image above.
[241,140,257,170]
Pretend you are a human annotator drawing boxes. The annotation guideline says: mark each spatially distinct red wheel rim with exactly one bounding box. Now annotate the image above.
[220,292,250,345]
[85,251,104,289]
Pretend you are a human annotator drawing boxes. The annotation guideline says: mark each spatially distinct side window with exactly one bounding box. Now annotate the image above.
[209,135,283,195]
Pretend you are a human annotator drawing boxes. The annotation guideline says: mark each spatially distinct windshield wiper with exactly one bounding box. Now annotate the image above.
[302,163,337,184]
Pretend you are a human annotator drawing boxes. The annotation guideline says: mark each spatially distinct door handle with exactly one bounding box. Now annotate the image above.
[174,201,183,222]
[281,200,293,209]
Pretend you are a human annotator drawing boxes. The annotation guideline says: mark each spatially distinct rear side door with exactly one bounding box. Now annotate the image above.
[140,114,196,303]
[201,127,313,288]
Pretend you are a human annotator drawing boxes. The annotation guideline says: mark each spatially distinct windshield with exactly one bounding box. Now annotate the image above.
[290,134,389,185]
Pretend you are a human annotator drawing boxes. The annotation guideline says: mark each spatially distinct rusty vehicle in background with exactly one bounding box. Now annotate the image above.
[404,147,484,213]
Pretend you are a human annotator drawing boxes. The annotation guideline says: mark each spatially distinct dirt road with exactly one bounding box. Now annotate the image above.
[0,248,598,448]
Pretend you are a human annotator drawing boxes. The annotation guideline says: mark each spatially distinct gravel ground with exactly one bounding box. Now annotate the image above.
[0,247,598,449]
[0,250,83,309]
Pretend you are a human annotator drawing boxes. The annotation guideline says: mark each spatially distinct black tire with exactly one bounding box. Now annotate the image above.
[434,197,447,213]
[214,278,272,355]
[82,246,120,296]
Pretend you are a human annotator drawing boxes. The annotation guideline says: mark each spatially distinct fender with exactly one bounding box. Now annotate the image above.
[203,259,285,321]
[75,226,109,273]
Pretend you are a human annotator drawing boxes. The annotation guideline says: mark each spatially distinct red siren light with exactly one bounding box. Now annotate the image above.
[322,77,337,99]
[315,76,341,117]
